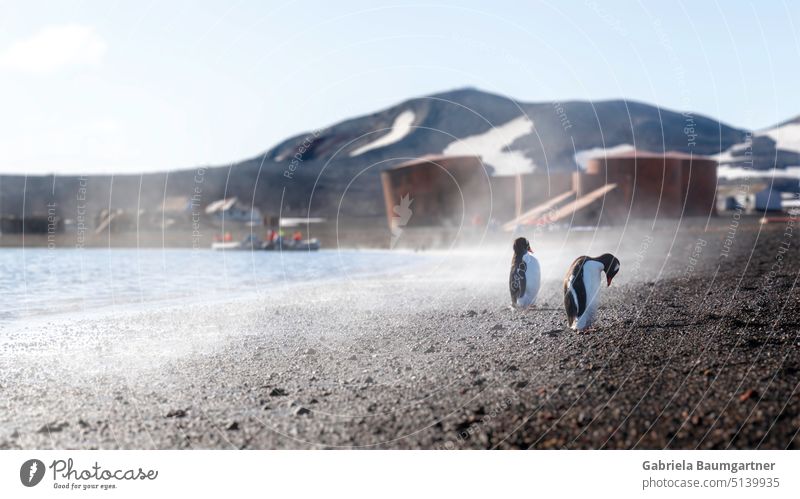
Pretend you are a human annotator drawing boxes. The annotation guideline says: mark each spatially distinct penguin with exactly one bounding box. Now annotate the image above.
[563,253,620,331]
[509,237,541,309]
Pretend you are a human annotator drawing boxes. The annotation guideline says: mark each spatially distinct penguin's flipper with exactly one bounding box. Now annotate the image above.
[563,258,588,320]
[564,285,578,327]
[509,260,527,305]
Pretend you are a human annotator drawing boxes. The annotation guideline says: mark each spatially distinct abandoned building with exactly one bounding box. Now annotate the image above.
[0,214,64,234]
[204,197,263,226]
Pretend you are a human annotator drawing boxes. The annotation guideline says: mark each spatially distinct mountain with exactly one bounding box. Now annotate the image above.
[1,88,797,223]
[265,87,752,178]
[723,115,800,169]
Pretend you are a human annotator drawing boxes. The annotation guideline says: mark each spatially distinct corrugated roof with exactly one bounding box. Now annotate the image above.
[388,154,483,170]
[599,149,713,161]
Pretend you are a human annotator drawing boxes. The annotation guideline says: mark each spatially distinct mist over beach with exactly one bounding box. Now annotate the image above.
[1,215,798,450]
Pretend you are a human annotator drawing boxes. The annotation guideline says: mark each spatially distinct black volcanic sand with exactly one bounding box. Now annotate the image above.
[1,216,799,449]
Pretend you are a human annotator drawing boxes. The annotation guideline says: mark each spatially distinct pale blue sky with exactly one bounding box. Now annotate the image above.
[0,0,797,174]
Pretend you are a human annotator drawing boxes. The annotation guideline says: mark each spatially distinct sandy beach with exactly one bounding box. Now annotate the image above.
[1,215,798,450]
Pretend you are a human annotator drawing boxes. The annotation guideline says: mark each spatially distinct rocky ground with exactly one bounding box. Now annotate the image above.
[1,215,798,449]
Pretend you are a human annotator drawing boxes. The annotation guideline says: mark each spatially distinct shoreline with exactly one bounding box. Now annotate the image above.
[0,248,442,330]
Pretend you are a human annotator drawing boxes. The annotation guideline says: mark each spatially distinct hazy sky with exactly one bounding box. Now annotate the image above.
[0,0,798,174]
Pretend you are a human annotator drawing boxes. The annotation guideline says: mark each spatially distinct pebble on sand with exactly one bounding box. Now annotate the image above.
[38,422,69,433]
[294,406,311,416]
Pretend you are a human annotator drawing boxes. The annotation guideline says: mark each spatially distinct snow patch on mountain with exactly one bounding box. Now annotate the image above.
[442,116,535,176]
[719,165,800,180]
[350,110,415,157]
[760,123,800,153]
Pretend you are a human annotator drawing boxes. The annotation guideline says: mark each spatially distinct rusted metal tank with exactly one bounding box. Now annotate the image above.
[585,150,717,220]
[380,155,573,228]
[380,155,491,228]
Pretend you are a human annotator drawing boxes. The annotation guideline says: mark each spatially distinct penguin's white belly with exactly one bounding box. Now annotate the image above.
[516,254,540,308]
[573,261,604,330]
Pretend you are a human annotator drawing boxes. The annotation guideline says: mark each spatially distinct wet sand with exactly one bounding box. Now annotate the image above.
[1,216,799,449]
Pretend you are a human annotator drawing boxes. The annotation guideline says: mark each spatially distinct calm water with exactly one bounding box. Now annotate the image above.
[0,248,431,325]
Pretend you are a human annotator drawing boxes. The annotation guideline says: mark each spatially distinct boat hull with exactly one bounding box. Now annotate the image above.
[211,239,321,251]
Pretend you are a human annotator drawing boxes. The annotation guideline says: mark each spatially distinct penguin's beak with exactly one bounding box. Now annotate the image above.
[607,276,613,287]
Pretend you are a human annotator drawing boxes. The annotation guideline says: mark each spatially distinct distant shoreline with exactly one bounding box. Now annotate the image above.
[0,217,393,250]
[0,215,754,250]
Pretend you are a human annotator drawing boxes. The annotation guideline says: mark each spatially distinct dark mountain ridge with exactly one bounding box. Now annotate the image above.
[1,88,794,224]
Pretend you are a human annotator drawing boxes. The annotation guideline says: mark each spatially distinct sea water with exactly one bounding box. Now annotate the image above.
[0,248,433,326]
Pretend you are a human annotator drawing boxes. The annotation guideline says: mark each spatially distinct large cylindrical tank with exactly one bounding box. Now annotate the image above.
[584,151,717,220]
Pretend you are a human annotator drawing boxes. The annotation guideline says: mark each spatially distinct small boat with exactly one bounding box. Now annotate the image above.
[262,238,321,251]
[211,241,242,250]
[212,235,320,251]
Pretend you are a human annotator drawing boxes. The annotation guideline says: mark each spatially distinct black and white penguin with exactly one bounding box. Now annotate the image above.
[509,237,541,309]
[563,253,620,330]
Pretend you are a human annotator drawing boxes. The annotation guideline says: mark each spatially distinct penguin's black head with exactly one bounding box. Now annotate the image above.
[513,237,531,256]
[597,253,621,286]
